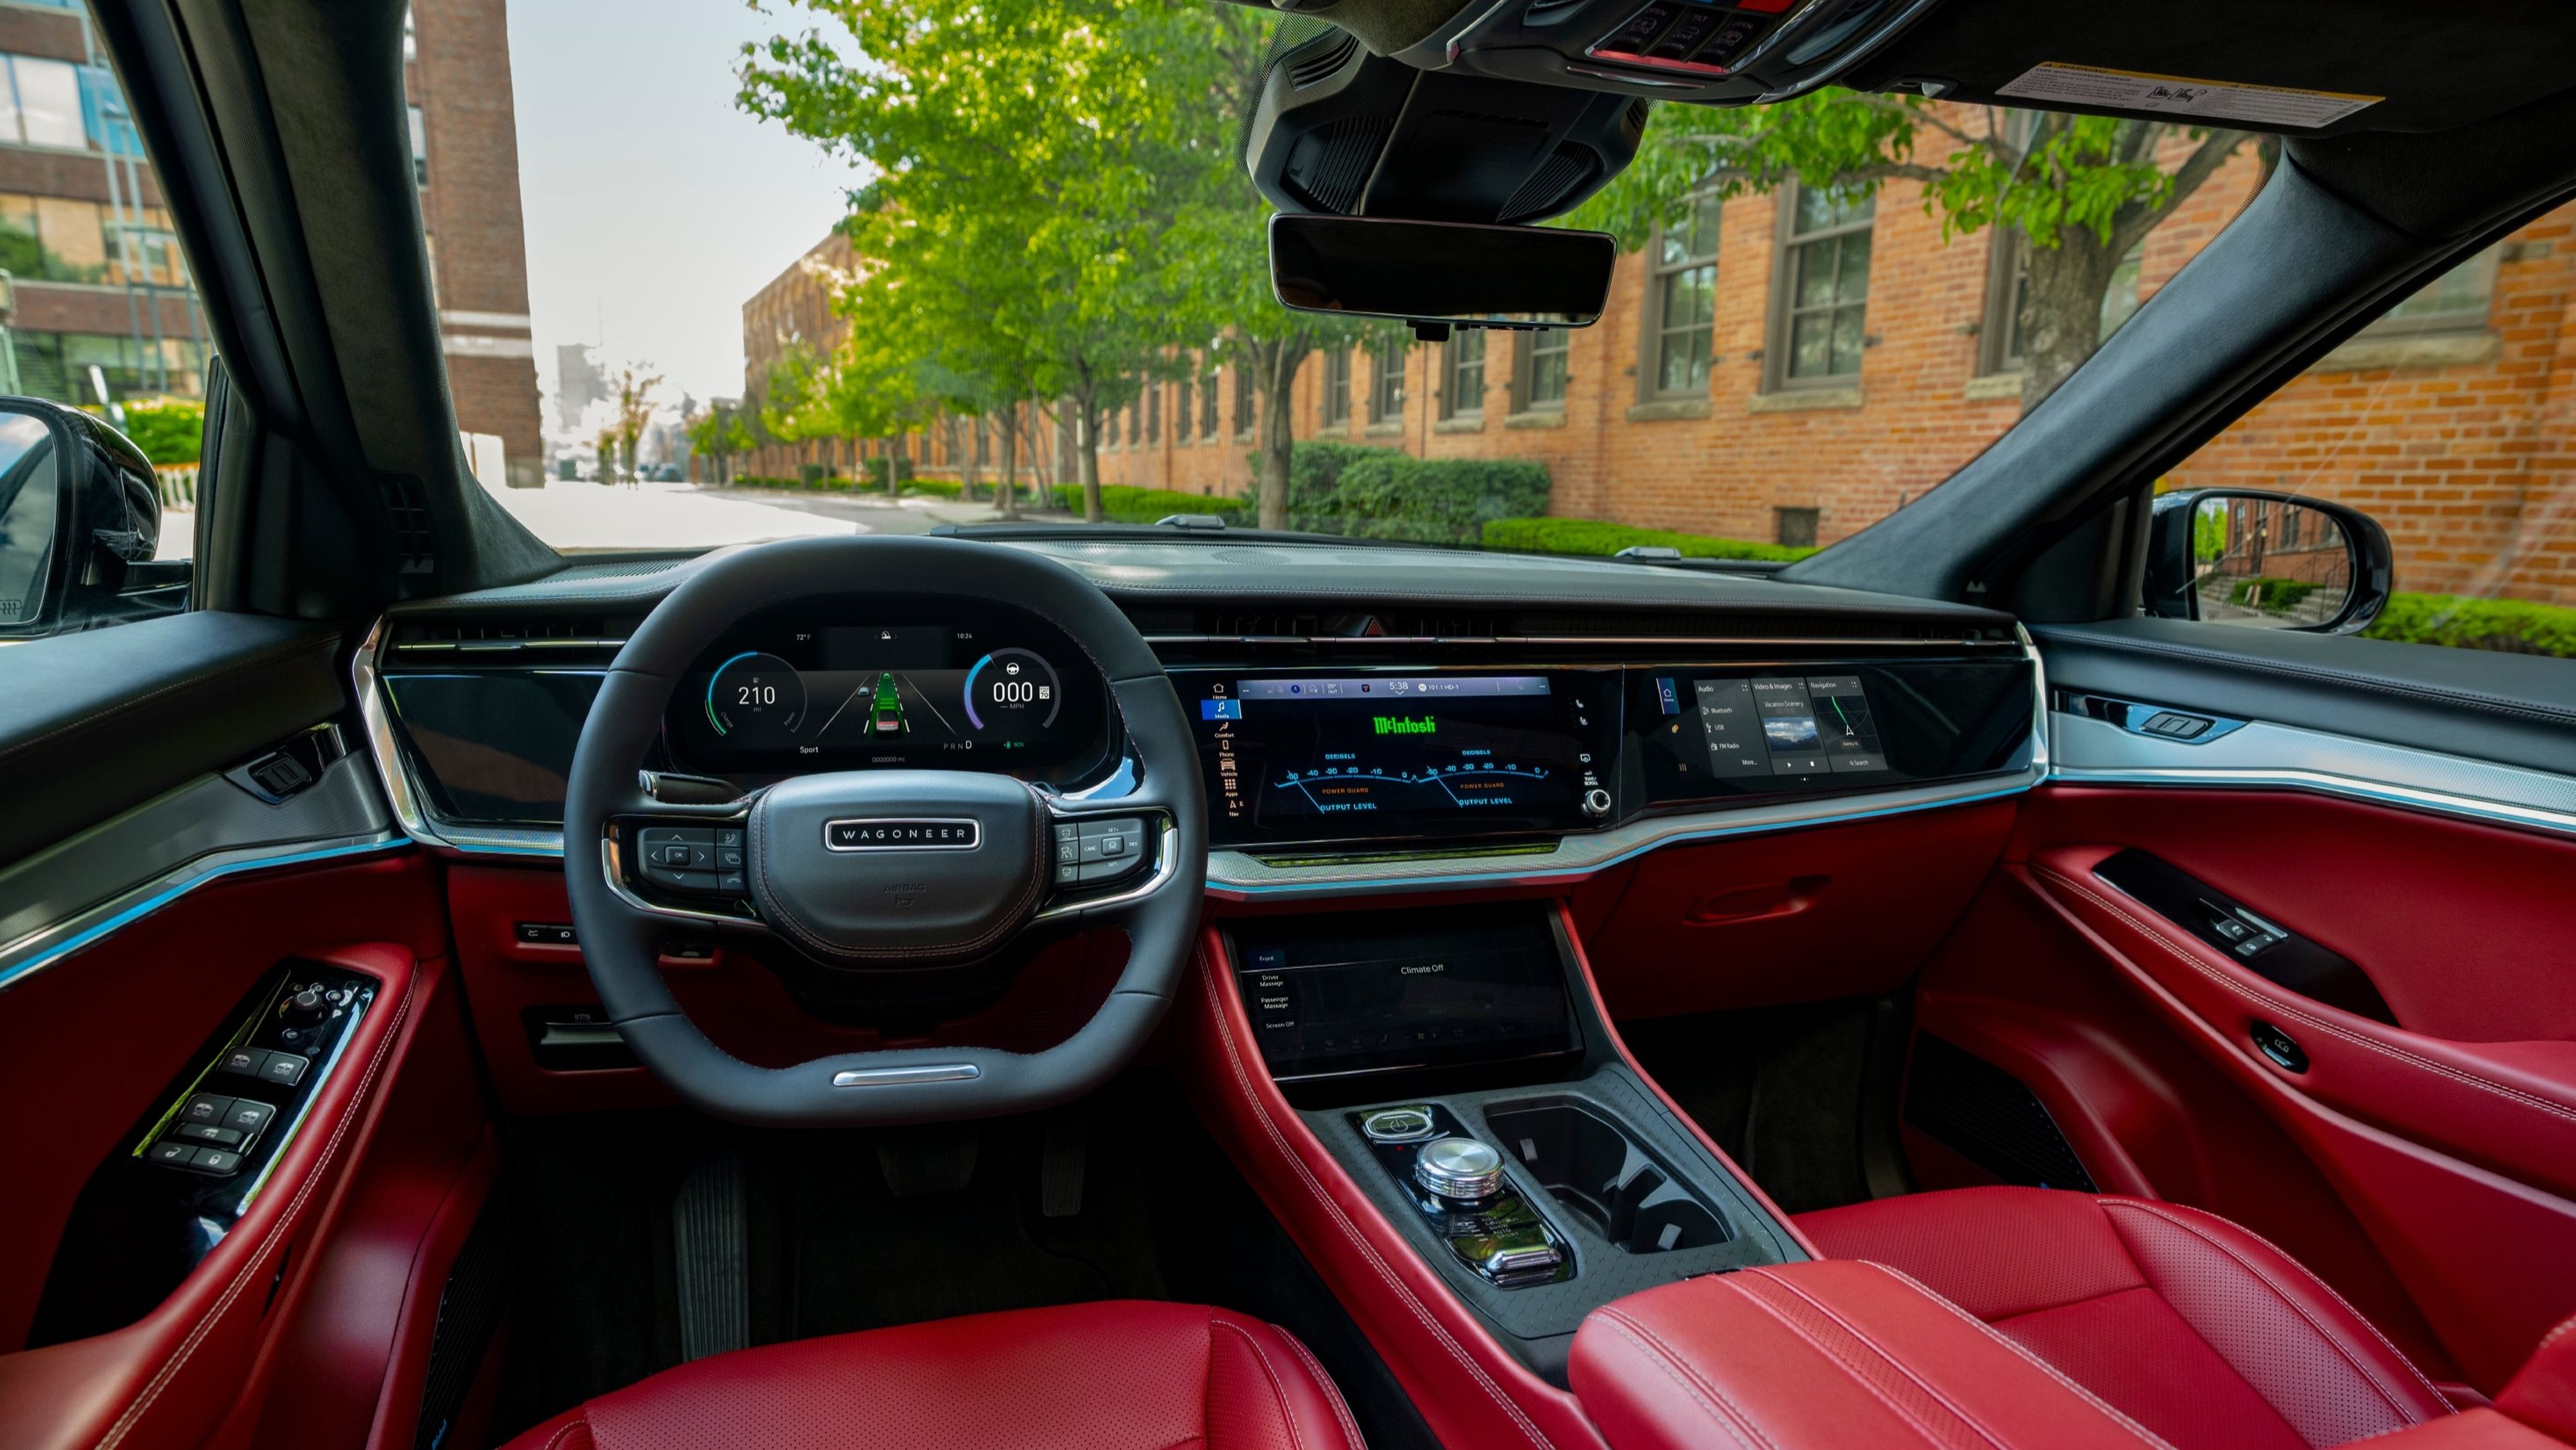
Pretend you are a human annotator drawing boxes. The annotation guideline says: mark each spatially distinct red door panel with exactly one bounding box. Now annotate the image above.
[0,852,485,1450]
[1992,784,2576,1392]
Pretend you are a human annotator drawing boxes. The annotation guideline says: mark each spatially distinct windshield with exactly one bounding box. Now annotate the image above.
[414,0,2571,656]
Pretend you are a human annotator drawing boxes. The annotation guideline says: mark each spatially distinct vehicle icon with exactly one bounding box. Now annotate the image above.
[871,672,908,735]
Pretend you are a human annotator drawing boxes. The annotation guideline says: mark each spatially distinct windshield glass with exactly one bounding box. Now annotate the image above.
[425,1,2571,657]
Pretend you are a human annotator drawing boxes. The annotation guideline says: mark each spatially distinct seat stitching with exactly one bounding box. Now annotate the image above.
[1590,1308,1776,1450]
[1198,950,1554,1450]
[1214,1318,1311,1450]
[541,1420,588,1450]
[1276,1321,1369,1449]
[2038,866,2576,1129]
[1866,1263,2179,1449]
[1747,1267,2068,1449]
[2535,1313,2576,1353]
[1718,1270,2000,1450]
[2102,1200,2433,1425]
[99,984,416,1449]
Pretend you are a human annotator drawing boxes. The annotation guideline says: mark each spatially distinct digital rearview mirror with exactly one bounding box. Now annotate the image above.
[1269,214,1617,329]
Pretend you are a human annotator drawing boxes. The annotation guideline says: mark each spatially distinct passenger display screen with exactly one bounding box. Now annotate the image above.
[1183,670,1617,849]
[1627,660,2035,808]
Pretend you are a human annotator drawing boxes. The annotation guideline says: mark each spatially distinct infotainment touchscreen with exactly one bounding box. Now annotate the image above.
[1230,904,1580,1082]
[1181,670,1618,849]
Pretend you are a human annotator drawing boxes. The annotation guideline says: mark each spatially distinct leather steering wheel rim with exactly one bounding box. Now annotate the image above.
[561,535,1208,1127]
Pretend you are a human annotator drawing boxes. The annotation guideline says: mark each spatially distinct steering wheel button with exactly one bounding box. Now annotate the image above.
[715,828,744,847]
[716,870,747,894]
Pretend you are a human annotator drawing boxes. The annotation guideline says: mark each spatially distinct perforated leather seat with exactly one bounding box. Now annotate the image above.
[498,1300,1364,1450]
[1796,1187,2455,1449]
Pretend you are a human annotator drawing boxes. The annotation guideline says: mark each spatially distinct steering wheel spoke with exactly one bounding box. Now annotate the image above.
[600,807,765,930]
[1034,802,1182,922]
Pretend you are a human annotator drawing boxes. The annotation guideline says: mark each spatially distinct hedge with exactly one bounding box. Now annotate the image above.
[2365,592,2576,657]
[1481,517,1817,563]
[2226,576,2323,615]
[1328,454,1551,544]
[1052,484,1250,525]
[1275,440,1402,532]
[118,397,205,467]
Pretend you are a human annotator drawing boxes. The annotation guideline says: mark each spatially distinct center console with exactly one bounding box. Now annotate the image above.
[1222,902,1804,1383]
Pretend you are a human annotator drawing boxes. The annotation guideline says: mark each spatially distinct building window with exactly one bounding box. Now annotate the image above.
[1770,185,1874,386]
[1201,362,1220,437]
[0,56,85,150]
[1322,349,1352,429]
[1775,507,1819,549]
[1146,382,1159,444]
[1125,396,1138,446]
[1442,331,1486,419]
[1514,329,1569,413]
[1175,372,1192,441]
[404,7,418,61]
[408,104,429,186]
[1369,340,1405,423]
[1646,191,1721,398]
[2366,244,2500,336]
[1982,234,2143,375]
[1234,366,1256,435]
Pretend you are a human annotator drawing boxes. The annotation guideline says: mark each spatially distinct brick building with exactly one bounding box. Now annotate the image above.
[1085,137,2575,609]
[0,1,208,405]
[411,0,545,487]
[739,229,859,482]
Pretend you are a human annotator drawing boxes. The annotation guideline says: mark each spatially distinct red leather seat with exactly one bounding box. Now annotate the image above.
[497,1300,1364,1450]
[1796,1186,2455,1449]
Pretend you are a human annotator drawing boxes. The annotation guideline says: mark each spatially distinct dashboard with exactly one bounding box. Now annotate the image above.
[362,537,2039,882]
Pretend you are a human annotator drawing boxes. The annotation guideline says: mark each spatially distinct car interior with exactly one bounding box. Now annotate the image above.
[5,1,2576,1448]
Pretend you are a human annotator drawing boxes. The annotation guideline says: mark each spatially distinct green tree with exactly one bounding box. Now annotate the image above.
[1158,10,1383,532]
[741,0,1197,523]
[1574,94,2264,412]
[606,366,663,484]
[685,400,754,483]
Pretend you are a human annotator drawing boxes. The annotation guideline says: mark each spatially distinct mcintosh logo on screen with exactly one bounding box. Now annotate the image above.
[1372,715,1437,735]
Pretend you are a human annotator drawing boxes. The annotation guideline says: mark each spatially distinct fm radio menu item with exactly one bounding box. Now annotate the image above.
[1232,906,1580,1082]
[1185,670,1617,849]
[1693,674,1888,778]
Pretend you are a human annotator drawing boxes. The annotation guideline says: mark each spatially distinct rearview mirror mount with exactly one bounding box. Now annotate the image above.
[1268,214,1618,331]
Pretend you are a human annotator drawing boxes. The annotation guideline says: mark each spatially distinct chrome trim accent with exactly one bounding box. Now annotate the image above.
[833,1063,981,1088]
[1142,634,2002,650]
[357,615,578,858]
[2049,711,2576,838]
[822,818,982,852]
[2020,623,2050,778]
[0,835,409,993]
[1202,769,2039,899]
[1034,821,1185,921]
[601,835,761,927]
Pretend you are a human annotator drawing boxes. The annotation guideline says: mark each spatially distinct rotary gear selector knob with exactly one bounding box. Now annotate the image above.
[1413,1136,1506,1202]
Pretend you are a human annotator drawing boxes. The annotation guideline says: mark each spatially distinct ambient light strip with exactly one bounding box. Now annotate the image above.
[2049,711,2576,839]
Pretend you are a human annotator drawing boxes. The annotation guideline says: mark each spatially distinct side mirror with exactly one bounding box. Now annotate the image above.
[0,396,189,639]
[2143,489,2393,634]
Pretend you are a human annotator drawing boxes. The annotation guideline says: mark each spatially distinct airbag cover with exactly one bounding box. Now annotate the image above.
[746,771,1044,966]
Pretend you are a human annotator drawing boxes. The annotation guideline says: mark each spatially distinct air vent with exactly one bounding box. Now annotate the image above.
[1513,610,1998,643]
[1281,115,1391,215]
[1500,144,1601,223]
[1204,611,1326,639]
[1287,31,1359,87]
[389,616,631,660]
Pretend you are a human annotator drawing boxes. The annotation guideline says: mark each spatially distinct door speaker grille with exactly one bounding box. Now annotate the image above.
[1903,1034,2097,1192]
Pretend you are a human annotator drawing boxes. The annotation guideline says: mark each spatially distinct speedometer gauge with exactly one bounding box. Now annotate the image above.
[963,649,1061,733]
[706,652,806,746]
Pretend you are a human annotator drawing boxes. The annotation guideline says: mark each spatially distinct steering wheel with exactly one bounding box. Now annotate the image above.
[561,535,1208,1127]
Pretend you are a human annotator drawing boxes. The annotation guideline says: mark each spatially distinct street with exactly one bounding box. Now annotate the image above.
[468,478,1016,551]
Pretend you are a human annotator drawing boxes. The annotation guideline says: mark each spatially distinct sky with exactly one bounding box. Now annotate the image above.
[505,0,863,416]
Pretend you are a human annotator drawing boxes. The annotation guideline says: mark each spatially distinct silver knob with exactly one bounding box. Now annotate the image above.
[1582,788,1613,819]
[1414,1136,1507,1201]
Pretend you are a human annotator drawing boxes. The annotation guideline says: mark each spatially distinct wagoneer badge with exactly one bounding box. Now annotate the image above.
[823,818,982,851]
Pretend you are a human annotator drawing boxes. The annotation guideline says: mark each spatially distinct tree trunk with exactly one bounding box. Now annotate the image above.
[997,403,1021,519]
[2016,225,2128,415]
[1077,397,1104,523]
[960,416,981,501]
[1252,338,1307,532]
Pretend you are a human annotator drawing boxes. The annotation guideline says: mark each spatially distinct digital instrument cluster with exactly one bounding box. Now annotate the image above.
[665,607,1106,773]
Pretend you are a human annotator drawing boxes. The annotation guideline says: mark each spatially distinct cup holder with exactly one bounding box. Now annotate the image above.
[1485,1098,1729,1255]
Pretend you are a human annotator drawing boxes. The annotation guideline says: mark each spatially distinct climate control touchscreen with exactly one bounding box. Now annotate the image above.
[1182,670,1618,849]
